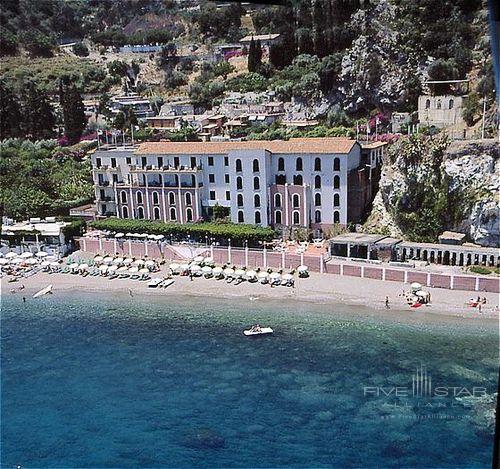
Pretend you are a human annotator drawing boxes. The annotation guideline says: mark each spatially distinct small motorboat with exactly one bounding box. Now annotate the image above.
[33,284,53,298]
[243,325,274,336]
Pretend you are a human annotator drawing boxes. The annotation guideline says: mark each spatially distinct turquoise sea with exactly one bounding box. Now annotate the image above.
[1,293,498,468]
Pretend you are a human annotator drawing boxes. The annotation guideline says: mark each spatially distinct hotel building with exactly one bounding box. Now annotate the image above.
[91,138,384,236]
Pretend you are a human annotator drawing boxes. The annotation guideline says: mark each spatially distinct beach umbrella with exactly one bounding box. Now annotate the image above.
[202,265,213,274]
[117,266,129,273]
[145,260,156,267]
[108,265,118,272]
[193,255,204,263]
[297,265,308,272]
[103,256,114,264]
[132,259,144,266]
[410,282,422,291]
[223,267,234,276]
[416,290,429,297]
[5,252,17,259]
[0,258,9,265]
[139,268,150,274]
[20,252,34,258]
[36,251,48,258]
[180,263,190,272]
[169,262,180,271]
[139,233,148,238]
[113,257,124,264]
[234,269,245,278]
[25,258,38,265]
[11,257,24,264]
[99,265,108,272]
[282,273,294,280]
[212,266,223,275]
[40,260,51,267]
[123,258,133,265]
[128,266,139,273]
[94,255,104,263]
[245,270,257,279]
[50,261,60,268]
[269,272,281,280]
[190,264,202,272]
[78,263,89,271]
[115,232,124,238]
[155,235,164,241]
[69,262,79,270]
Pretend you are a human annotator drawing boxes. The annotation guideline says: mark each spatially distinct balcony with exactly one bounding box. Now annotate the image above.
[129,165,202,173]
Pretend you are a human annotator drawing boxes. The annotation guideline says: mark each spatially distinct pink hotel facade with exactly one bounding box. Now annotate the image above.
[91,138,384,235]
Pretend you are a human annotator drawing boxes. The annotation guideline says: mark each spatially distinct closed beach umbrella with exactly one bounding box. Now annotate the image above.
[128,266,139,273]
[5,252,17,259]
[20,252,34,258]
[36,251,48,258]
[223,267,234,276]
[123,258,133,265]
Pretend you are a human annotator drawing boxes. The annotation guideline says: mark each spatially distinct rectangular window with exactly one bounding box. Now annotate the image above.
[100,189,105,199]
[141,157,147,168]
[126,157,131,165]
[112,174,118,183]
[157,157,163,168]
[208,156,214,166]
[174,156,179,168]
[210,190,216,200]
[224,156,229,166]
[111,157,116,168]
[224,174,230,184]
[226,191,231,200]
[209,174,215,183]
[190,156,197,168]
[96,157,101,168]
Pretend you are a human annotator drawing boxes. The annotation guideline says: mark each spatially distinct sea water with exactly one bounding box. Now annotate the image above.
[1,293,497,468]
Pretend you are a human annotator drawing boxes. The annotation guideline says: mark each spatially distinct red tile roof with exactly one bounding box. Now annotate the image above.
[135,138,357,155]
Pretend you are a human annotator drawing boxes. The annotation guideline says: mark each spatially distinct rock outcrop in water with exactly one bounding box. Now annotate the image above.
[364,137,499,247]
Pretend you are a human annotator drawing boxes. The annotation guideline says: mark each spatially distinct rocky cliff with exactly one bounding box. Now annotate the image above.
[364,137,499,247]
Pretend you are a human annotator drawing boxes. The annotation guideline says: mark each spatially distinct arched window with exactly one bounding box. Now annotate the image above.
[185,192,192,206]
[275,174,286,185]
[449,99,454,109]
[152,191,159,205]
[314,157,321,171]
[275,210,282,224]
[120,191,127,204]
[296,157,303,171]
[436,99,442,110]
[136,191,143,205]
[168,192,175,205]
[333,193,340,207]
[153,207,161,220]
[254,211,261,224]
[236,176,243,190]
[425,99,431,109]
[333,157,340,171]
[186,208,193,222]
[137,206,145,219]
[293,210,300,225]
[237,194,244,207]
[293,174,303,185]
[292,193,300,208]
[253,176,260,190]
[253,159,259,172]
[315,175,321,189]
[254,194,261,207]
[274,193,282,207]
[170,207,177,221]
[315,210,321,223]
[235,159,242,172]
[314,193,321,206]
[278,157,284,171]
[333,175,340,189]
[238,210,244,223]
[122,206,129,218]
[333,210,340,223]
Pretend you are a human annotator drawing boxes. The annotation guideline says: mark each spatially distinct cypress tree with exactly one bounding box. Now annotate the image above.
[60,78,87,144]
[22,81,55,140]
[255,39,263,69]
[0,80,22,139]
[248,37,257,73]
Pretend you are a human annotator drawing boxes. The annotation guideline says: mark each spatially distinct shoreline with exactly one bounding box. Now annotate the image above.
[4,267,499,326]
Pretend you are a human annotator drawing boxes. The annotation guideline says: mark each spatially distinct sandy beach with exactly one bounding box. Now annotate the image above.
[4,262,499,323]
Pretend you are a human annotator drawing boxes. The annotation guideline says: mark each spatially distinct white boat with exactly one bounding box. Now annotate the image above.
[243,326,274,336]
[148,277,163,288]
[33,284,53,298]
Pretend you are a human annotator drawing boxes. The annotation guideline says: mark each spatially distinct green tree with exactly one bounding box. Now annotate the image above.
[0,80,22,139]
[21,81,55,139]
[72,42,89,57]
[59,79,87,144]
[248,37,257,73]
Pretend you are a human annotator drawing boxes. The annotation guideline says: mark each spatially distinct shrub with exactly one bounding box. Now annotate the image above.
[469,266,492,275]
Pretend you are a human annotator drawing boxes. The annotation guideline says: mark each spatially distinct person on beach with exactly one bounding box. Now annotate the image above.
[22,296,26,303]
[478,303,482,313]
[385,296,390,309]
[128,289,133,297]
